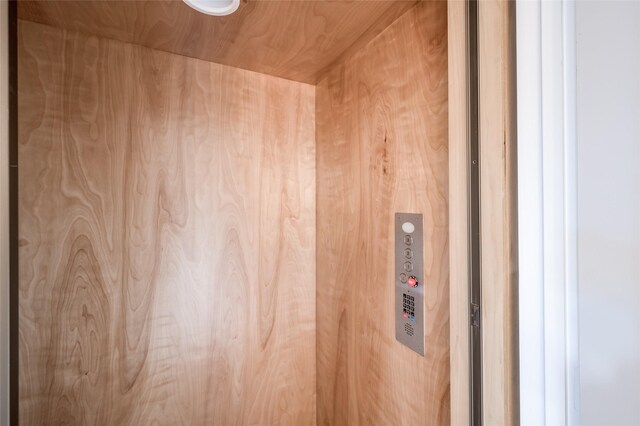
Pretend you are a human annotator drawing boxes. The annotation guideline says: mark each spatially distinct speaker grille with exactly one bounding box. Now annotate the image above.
[404,323,414,336]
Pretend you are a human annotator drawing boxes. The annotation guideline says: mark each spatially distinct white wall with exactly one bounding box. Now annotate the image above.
[576,2,640,425]
[0,1,10,424]
[516,1,579,424]
[518,1,640,425]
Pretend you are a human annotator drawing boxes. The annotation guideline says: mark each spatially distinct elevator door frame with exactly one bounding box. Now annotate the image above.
[448,1,518,425]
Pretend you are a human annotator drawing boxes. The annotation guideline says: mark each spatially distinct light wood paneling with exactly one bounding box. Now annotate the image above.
[447,2,470,425]
[316,2,449,425]
[18,0,418,85]
[478,0,519,424]
[18,20,316,425]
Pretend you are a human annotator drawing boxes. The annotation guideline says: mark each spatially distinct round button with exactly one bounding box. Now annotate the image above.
[407,276,418,287]
[404,248,413,259]
[404,235,413,245]
[402,222,415,234]
[399,273,408,283]
[403,261,413,272]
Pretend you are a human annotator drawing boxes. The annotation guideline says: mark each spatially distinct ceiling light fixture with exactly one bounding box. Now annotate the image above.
[182,0,240,16]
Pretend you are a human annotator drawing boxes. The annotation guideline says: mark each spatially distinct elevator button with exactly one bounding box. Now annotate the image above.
[404,235,413,245]
[399,273,408,283]
[404,248,413,259]
[407,276,418,287]
[403,261,413,272]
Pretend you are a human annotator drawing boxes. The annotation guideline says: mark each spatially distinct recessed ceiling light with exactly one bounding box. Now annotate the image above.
[183,0,240,16]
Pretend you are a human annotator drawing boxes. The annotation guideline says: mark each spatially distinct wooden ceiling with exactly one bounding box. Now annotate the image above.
[18,0,419,84]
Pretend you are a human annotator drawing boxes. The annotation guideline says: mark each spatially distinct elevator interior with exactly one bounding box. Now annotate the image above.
[16,1,452,424]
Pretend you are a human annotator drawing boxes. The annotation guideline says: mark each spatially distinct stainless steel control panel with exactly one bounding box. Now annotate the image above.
[395,213,424,355]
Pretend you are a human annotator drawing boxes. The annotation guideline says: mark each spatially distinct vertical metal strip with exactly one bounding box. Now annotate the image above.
[467,0,483,425]
[9,0,18,424]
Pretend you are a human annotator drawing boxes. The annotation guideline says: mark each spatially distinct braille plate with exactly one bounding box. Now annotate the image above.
[395,213,425,355]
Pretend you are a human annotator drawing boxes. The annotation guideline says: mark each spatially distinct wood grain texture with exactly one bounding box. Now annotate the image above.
[478,0,519,424]
[18,20,316,425]
[316,2,449,425]
[447,2,470,425]
[18,0,418,85]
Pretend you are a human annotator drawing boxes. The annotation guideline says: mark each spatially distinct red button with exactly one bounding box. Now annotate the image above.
[403,312,408,318]
[407,276,418,287]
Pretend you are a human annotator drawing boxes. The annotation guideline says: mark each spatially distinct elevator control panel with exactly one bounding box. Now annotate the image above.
[395,213,425,355]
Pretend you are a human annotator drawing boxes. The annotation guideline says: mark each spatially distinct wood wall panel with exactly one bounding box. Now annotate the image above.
[18,20,316,425]
[478,0,519,424]
[316,2,449,425]
[18,0,418,85]
[447,2,470,424]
